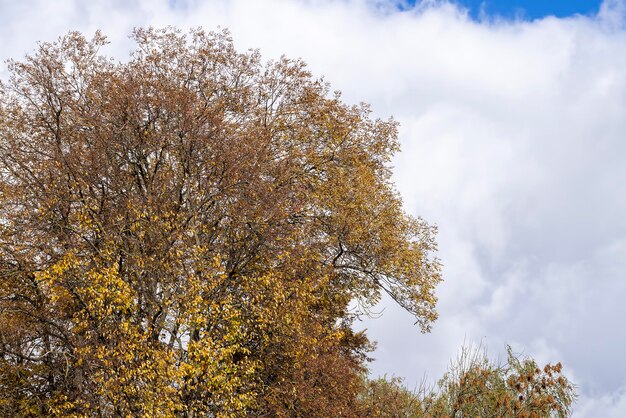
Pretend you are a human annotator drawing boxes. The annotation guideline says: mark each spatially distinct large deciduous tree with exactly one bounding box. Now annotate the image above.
[0,28,441,416]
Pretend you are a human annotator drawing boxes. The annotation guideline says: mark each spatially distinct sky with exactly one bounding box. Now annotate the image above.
[403,0,604,19]
[1,0,626,415]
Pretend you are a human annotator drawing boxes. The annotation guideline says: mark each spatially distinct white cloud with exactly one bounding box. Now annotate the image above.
[2,0,626,412]
[577,388,626,418]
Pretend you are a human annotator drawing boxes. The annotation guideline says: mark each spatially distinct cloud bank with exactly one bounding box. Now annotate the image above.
[2,0,626,415]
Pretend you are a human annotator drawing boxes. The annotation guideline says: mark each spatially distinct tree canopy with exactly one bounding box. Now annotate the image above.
[0,28,441,416]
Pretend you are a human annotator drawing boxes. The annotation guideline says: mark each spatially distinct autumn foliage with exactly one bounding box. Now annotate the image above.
[358,345,576,417]
[0,28,441,416]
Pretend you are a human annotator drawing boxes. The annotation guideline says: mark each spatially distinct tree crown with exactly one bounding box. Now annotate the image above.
[0,27,441,416]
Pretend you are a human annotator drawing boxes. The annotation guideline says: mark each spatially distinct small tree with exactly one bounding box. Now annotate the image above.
[358,375,425,417]
[357,345,576,417]
[0,28,441,416]
[425,345,576,417]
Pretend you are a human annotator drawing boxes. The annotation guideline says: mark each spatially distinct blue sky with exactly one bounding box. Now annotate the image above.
[405,0,604,19]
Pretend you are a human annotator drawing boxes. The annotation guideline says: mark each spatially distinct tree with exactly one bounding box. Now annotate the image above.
[0,28,441,416]
[357,345,576,418]
[358,375,425,417]
[424,345,576,417]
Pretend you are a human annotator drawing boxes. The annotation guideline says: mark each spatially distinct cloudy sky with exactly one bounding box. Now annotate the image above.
[2,0,625,415]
